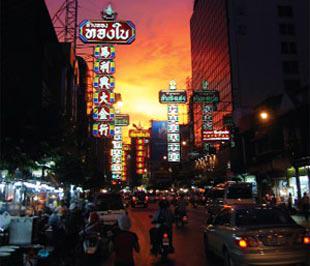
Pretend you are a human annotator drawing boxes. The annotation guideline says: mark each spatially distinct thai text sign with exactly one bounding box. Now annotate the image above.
[159,90,187,104]
[193,90,219,104]
[79,20,136,44]
[115,114,130,126]
[129,130,150,138]
[202,130,230,141]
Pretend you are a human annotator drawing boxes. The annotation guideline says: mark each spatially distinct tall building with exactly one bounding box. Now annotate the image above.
[190,0,233,147]
[190,0,309,197]
[190,0,309,145]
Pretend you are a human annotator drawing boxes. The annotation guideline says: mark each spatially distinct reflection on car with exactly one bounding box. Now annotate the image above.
[203,205,310,266]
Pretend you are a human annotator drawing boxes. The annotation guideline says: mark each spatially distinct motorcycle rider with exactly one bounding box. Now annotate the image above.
[150,200,174,254]
[175,194,187,217]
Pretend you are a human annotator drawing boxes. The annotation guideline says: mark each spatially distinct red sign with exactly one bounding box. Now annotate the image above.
[93,106,114,121]
[203,130,230,141]
[93,91,115,106]
[79,20,136,44]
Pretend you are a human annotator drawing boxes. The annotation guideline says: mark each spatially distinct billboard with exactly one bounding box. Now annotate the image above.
[151,121,167,161]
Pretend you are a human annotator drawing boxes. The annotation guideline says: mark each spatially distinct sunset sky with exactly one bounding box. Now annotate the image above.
[46,0,193,131]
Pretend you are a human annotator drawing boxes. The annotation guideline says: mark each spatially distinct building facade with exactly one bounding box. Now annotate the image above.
[190,0,233,147]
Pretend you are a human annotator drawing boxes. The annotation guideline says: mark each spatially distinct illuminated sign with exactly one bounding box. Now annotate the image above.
[79,20,136,44]
[135,138,146,175]
[93,75,115,91]
[111,126,123,178]
[93,106,114,121]
[202,130,230,141]
[159,80,182,162]
[94,60,115,75]
[193,90,219,104]
[115,114,130,126]
[92,123,114,138]
[94,45,116,60]
[93,91,115,106]
[129,130,150,138]
[159,90,187,104]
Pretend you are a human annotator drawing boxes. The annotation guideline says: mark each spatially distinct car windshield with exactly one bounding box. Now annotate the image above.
[235,208,296,227]
[227,184,252,199]
[95,194,124,211]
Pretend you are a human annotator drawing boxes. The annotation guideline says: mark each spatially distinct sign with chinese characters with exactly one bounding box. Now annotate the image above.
[92,123,114,138]
[93,75,115,91]
[79,20,136,44]
[93,106,115,121]
[159,80,182,162]
[193,90,219,104]
[115,114,130,126]
[111,126,123,178]
[129,129,150,138]
[202,130,230,141]
[136,138,146,175]
[94,60,116,75]
[93,91,115,106]
[159,90,187,104]
[94,45,116,60]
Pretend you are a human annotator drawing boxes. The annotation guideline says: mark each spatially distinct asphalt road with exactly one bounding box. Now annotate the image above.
[104,204,223,266]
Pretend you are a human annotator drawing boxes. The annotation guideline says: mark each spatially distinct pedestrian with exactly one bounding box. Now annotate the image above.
[113,213,140,266]
[301,192,309,221]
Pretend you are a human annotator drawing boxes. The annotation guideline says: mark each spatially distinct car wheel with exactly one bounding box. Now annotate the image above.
[224,249,235,266]
[203,235,213,257]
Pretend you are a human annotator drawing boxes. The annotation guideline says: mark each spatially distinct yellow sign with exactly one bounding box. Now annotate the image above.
[129,129,150,138]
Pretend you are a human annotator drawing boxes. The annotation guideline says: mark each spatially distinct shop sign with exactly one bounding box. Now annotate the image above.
[115,114,130,126]
[93,75,115,91]
[94,60,116,75]
[92,123,114,138]
[94,45,116,59]
[193,90,219,104]
[202,130,230,141]
[168,143,180,152]
[159,90,187,104]
[79,20,136,44]
[168,152,180,162]
[129,130,150,138]
[93,91,115,106]
[93,106,114,121]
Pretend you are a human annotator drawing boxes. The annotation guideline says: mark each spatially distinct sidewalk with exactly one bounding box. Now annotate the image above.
[292,215,310,228]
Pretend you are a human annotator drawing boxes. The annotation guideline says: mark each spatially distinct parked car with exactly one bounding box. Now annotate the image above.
[131,191,149,208]
[203,205,310,266]
[94,193,126,225]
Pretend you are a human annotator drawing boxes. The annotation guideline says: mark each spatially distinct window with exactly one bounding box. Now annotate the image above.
[281,42,297,54]
[279,23,295,35]
[278,5,293,17]
[236,208,295,227]
[214,209,232,226]
[284,79,300,91]
[282,60,299,74]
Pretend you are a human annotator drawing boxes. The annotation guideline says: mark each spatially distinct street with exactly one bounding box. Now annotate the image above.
[104,204,223,266]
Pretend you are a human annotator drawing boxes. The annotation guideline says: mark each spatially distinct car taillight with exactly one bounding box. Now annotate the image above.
[182,216,188,221]
[235,237,258,248]
[145,196,149,201]
[237,239,248,248]
[163,233,168,239]
[132,197,136,201]
[303,236,310,245]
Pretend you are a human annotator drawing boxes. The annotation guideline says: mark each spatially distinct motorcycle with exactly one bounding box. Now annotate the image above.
[149,216,174,260]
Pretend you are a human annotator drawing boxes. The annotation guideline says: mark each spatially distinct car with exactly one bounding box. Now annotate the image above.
[203,205,310,266]
[131,191,149,208]
[94,192,126,225]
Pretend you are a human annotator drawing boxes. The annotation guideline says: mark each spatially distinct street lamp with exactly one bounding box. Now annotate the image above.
[259,111,269,121]
[163,155,167,160]
[181,141,187,146]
